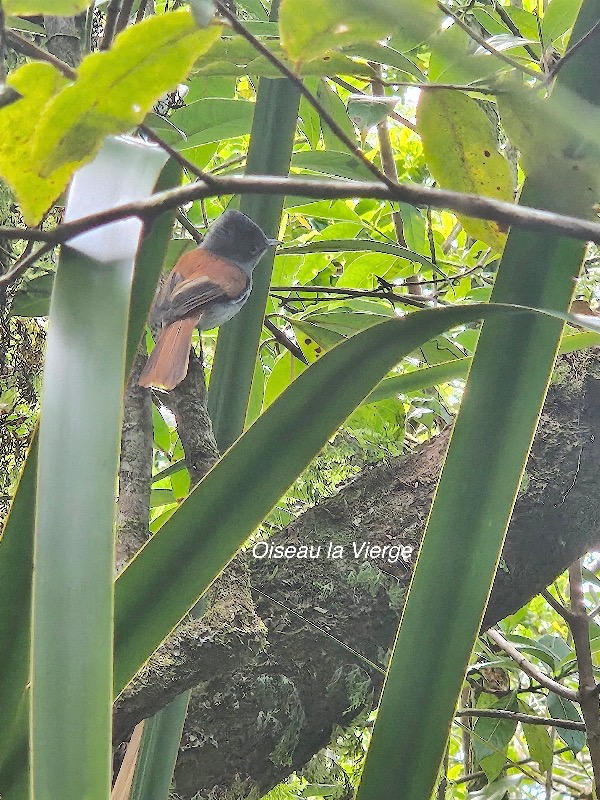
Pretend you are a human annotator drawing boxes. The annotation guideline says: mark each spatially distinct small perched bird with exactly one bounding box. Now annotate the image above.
[139,210,278,391]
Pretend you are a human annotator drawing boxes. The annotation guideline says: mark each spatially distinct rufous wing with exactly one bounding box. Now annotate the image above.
[166,250,248,313]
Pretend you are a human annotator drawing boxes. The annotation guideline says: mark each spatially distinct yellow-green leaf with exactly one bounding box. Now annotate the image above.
[0,62,71,224]
[279,0,439,66]
[416,89,514,252]
[4,0,89,13]
[33,11,222,176]
[522,720,553,773]
[497,80,600,218]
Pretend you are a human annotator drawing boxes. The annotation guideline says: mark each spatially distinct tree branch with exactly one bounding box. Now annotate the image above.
[3,173,600,287]
[486,628,578,701]
[455,708,585,731]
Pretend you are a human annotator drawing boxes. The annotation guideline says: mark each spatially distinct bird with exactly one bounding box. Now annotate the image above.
[138,209,278,391]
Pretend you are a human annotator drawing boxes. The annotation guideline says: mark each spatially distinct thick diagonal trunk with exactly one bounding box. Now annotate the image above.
[114,348,600,799]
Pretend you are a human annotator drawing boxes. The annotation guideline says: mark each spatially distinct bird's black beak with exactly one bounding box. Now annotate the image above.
[268,238,281,247]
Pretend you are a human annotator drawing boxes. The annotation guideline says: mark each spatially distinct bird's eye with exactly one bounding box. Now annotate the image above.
[249,244,260,255]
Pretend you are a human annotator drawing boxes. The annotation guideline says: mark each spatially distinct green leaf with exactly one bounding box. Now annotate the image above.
[547,693,585,753]
[10,273,54,318]
[291,318,345,353]
[0,62,71,224]
[417,89,513,252]
[472,777,523,799]
[152,406,172,454]
[302,310,393,337]
[339,252,397,287]
[542,0,584,42]
[280,0,389,64]
[520,701,553,773]
[192,35,375,77]
[5,15,46,33]
[428,22,507,84]
[300,784,339,797]
[471,8,512,36]
[279,0,439,65]
[398,203,427,254]
[208,76,301,449]
[347,95,397,133]
[0,154,180,793]
[364,329,600,404]
[291,150,375,180]
[31,138,168,800]
[537,633,572,666]
[473,698,518,762]
[280,237,438,269]
[522,724,552,773]
[129,694,189,800]
[170,98,255,148]
[342,42,425,79]
[478,751,508,783]
[33,12,221,176]
[317,80,359,153]
[4,0,89,12]
[264,350,307,405]
[299,79,322,149]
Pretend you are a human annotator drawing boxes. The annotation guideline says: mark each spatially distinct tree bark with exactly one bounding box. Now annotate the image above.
[112,348,600,798]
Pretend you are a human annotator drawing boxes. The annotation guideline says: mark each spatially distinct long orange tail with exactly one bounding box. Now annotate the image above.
[138,318,197,390]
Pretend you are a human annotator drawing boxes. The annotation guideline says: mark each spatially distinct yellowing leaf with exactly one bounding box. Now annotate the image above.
[291,318,344,363]
[34,11,222,176]
[0,62,72,224]
[279,0,439,66]
[416,89,513,252]
[497,81,600,218]
[4,0,89,13]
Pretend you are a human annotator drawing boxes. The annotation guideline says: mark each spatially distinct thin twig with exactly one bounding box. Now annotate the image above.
[542,588,575,622]
[438,2,542,82]
[486,628,578,701]
[453,748,570,785]
[388,80,498,95]
[100,0,122,50]
[455,707,585,731]
[568,560,600,796]
[6,29,76,79]
[138,124,218,185]
[135,0,149,23]
[551,18,600,78]
[0,241,56,287]
[371,65,407,248]
[263,317,308,364]
[493,1,539,61]
[114,0,135,37]
[213,0,396,191]
[331,75,417,132]
[271,284,427,308]
[175,211,203,243]
[253,585,384,675]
